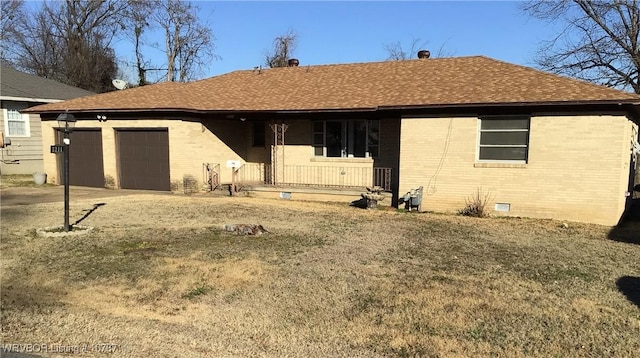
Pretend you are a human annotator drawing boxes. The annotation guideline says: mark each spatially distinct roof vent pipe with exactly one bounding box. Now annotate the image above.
[417,50,430,59]
[288,58,300,67]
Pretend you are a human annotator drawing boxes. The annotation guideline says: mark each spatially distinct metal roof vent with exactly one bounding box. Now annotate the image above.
[288,58,300,67]
[417,50,430,59]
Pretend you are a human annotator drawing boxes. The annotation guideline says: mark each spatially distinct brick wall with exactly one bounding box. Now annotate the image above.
[42,112,634,225]
[41,118,247,189]
[40,117,383,191]
[399,114,637,225]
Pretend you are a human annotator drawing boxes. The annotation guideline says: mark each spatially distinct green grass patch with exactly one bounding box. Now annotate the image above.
[0,174,55,188]
[182,284,212,300]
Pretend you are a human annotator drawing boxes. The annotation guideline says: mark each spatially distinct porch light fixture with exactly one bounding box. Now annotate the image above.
[57,112,76,232]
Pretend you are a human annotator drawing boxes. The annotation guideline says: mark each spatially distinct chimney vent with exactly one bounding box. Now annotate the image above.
[288,58,300,67]
[417,50,430,59]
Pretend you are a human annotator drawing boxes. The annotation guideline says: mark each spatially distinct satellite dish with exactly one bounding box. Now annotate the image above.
[112,79,128,90]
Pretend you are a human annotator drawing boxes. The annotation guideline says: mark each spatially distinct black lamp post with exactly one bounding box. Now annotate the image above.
[57,113,76,232]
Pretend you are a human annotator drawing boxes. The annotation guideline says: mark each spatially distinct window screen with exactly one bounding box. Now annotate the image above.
[479,116,529,162]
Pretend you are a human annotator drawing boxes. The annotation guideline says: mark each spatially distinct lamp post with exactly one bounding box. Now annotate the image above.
[57,113,76,232]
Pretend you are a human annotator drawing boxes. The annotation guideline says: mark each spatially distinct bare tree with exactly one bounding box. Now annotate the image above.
[523,0,640,94]
[384,38,425,61]
[265,30,298,68]
[152,0,214,82]
[4,0,216,87]
[383,37,453,61]
[0,0,24,64]
[1,1,60,72]
[3,0,125,93]
[123,0,155,86]
[0,0,23,38]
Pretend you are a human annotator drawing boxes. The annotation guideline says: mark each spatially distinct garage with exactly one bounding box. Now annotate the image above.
[117,129,170,191]
[56,128,105,187]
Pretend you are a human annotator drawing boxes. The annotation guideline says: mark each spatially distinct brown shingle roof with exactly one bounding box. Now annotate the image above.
[26,56,640,114]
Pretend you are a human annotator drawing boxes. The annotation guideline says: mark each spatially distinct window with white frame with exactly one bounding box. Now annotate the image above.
[313,120,379,158]
[3,108,30,137]
[478,116,530,162]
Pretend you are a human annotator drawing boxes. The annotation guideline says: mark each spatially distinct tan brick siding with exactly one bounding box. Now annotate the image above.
[40,117,379,190]
[39,112,635,224]
[41,118,247,188]
[399,114,636,225]
[41,119,57,182]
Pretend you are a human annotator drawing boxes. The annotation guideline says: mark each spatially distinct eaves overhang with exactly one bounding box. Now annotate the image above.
[377,99,640,111]
[30,99,640,120]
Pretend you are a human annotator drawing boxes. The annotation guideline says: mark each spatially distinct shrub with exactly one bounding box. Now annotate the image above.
[458,188,492,218]
[104,175,115,189]
[183,174,200,194]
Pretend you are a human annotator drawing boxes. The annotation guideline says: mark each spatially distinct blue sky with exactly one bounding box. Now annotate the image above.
[115,1,559,81]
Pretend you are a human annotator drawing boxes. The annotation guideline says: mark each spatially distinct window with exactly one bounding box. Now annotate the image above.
[478,116,529,162]
[313,120,380,158]
[3,108,30,137]
[252,121,265,147]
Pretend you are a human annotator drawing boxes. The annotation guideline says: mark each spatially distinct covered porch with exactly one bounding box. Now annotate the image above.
[203,161,391,191]
[199,115,400,201]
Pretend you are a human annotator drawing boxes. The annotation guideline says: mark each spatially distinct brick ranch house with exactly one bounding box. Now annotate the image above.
[26,55,640,225]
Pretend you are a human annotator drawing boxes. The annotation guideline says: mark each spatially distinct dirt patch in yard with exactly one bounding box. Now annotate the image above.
[1,194,639,357]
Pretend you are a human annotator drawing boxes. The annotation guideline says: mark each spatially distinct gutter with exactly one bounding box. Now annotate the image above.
[376,99,640,111]
[275,107,378,114]
[25,100,640,116]
[29,107,380,115]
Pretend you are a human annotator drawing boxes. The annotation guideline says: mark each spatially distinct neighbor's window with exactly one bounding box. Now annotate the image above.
[3,108,30,137]
[252,121,265,147]
[478,116,529,162]
[313,120,380,158]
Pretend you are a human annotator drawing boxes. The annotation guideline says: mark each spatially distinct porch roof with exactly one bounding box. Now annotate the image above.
[25,56,640,114]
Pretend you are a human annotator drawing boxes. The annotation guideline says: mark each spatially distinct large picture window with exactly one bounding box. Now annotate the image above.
[478,116,529,162]
[3,108,30,137]
[313,120,379,158]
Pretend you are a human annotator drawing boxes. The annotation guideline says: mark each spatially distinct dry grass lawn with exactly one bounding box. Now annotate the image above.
[1,193,639,357]
[0,175,54,189]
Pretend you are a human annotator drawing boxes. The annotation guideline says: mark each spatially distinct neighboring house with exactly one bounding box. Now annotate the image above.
[0,66,93,174]
[26,55,640,225]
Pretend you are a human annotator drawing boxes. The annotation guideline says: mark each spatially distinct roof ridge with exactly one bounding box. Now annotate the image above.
[201,55,489,78]
[477,56,640,97]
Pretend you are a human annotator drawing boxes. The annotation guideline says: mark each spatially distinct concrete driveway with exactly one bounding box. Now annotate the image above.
[0,185,170,206]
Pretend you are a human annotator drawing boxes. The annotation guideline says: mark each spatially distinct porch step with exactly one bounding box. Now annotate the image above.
[242,185,373,203]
